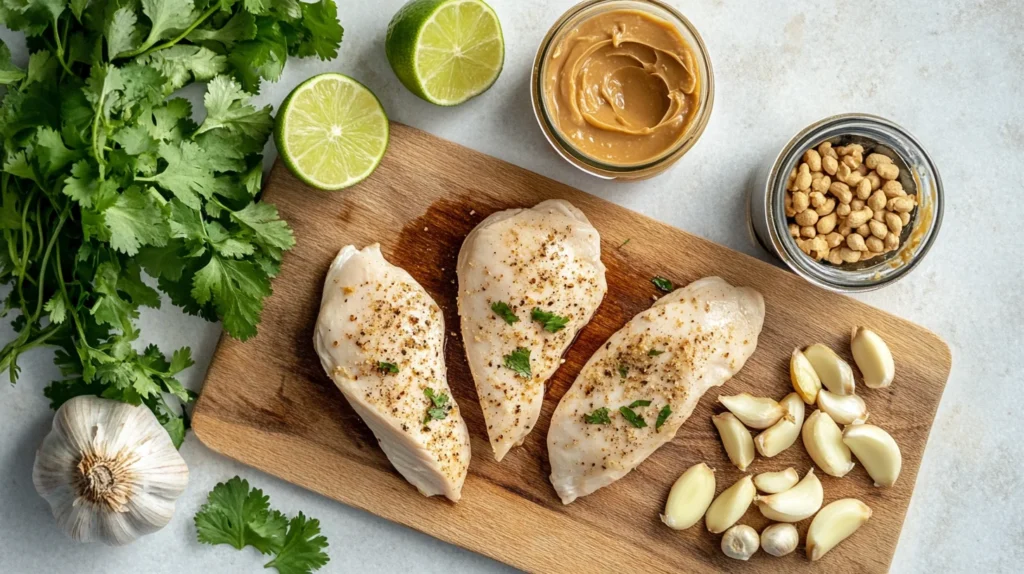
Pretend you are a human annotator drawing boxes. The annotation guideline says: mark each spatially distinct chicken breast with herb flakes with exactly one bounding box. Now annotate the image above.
[457,200,607,462]
[314,244,471,502]
[548,277,765,504]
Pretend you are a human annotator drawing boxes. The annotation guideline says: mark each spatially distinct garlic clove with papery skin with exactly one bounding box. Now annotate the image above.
[761,523,799,557]
[721,524,760,560]
[33,396,189,546]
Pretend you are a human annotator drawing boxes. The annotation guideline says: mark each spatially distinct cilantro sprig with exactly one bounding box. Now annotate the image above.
[491,301,519,325]
[652,276,675,293]
[531,307,569,333]
[656,405,672,430]
[0,1,343,443]
[195,477,330,574]
[584,407,611,424]
[423,387,450,424]
[504,347,532,378]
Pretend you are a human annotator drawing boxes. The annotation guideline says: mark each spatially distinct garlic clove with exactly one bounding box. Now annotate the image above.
[806,498,872,561]
[790,348,822,404]
[706,475,756,534]
[754,468,823,522]
[661,463,716,530]
[802,410,855,477]
[718,393,786,429]
[721,524,760,561]
[842,424,902,487]
[760,523,799,557]
[32,396,189,546]
[803,343,856,395]
[816,389,869,425]
[754,393,805,458]
[850,327,895,389]
[753,467,800,494]
[712,412,755,471]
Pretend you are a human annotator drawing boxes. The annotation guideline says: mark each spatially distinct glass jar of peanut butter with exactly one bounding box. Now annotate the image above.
[531,0,713,179]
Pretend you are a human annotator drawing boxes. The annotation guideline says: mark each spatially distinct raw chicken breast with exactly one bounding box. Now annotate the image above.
[547,277,765,504]
[457,200,607,462]
[314,244,471,502]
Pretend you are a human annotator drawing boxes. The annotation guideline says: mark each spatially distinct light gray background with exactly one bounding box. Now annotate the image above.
[2,0,1022,572]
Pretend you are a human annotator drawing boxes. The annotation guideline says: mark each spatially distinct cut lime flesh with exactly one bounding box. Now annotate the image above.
[277,74,389,190]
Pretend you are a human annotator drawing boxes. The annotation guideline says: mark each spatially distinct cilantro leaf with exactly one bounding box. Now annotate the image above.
[628,399,652,408]
[263,512,330,574]
[191,255,272,340]
[195,476,288,554]
[377,361,398,374]
[619,406,647,428]
[583,407,611,425]
[531,307,569,333]
[618,364,628,379]
[139,46,227,92]
[423,387,450,424]
[197,75,273,140]
[503,347,531,378]
[106,7,140,59]
[490,301,518,325]
[104,187,170,255]
[294,0,344,60]
[651,276,674,293]
[147,141,220,209]
[648,349,665,356]
[656,405,672,430]
[44,295,67,325]
[140,0,196,48]
[0,40,25,85]
[231,202,295,252]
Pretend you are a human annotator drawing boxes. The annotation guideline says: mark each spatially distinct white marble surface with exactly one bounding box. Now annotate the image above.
[2,0,1023,572]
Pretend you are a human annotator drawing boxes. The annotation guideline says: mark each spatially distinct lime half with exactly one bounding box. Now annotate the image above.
[386,0,504,106]
[276,74,389,190]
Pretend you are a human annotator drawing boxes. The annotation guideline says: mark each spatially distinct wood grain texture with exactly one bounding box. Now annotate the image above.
[193,123,951,573]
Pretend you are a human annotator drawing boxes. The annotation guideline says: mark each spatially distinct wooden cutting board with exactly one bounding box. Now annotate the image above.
[193,123,950,573]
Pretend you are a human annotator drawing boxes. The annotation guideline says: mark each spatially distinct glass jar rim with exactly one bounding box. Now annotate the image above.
[765,113,944,292]
[530,0,714,177]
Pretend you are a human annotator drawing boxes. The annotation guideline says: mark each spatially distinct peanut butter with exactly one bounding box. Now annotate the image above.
[541,9,700,166]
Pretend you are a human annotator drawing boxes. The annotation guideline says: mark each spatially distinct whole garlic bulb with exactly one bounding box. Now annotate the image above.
[32,396,189,546]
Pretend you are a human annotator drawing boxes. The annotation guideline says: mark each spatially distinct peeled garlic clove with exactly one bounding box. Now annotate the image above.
[661,463,716,530]
[842,424,902,487]
[718,393,786,429]
[816,389,869,425]
[712,412,755,471]
[754,393,805,458]
[803,343,855,395]
[721,524,760,561]
[790,348,822,404]
[760,523,799,557]
[753,467,800,494]
[851,327,895,389]
[754,468,823,522]
[802,410,855,477]
[806,498,872,561]
[706,475,756,534]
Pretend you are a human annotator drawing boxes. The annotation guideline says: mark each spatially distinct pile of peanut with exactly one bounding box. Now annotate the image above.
[785,141,917,265]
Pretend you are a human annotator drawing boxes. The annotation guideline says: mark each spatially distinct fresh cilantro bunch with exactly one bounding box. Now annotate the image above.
[195,476,330,574]
[0,0,343,445]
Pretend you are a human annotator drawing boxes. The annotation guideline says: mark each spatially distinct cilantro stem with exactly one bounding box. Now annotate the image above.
[120,4,221,60]
[31,208,69,323]
[52,241,89,349]
[50,18,73,76]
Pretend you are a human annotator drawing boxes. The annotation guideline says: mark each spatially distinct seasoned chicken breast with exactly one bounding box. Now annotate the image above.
[547,277,765,504]
[457,200,607,462]
[314,244,471,502]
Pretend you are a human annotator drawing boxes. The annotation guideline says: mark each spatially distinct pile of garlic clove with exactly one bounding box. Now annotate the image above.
[661,325,902,561]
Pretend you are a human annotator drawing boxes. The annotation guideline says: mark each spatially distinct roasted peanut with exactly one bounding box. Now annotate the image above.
[866,171,882,191]
[811,174,831,193]
[836,203,851,217]
[839,247,861,263]
[836,162,852,182]
[868,219,888,239]
[841,155,859,169]
[827,248,843,265]
[828,181,853,204]
[792,191,810,213]
[884,232,899,251]
[822,155,839,175]
[801,226,816,238]
[855,163,868,176]
[882,180,905,198]
[872,209,885,222]
[815,198,836,216]
[865,236,884,253]
[846,208,873,228]
[796,163,812,191]
[867,189,887,212]
[795,209,819,226]
[825,232,844,248]
[809,191,826,208]
[887,196,915,213]
[865,153,892,170]
[816,213,838,235]
[839,225,852,237]
[856,178,872,200]
[789,223,800,238]
[850,198,865,211]
[809,236,829,260]
[856,224,871,238]
[804,149,822,172]
[818,141,837,159]
[876,163,899,180]
[846,170,864,188]
[884,211,903,235]
[846,234,867,252]
[900,211,911,225]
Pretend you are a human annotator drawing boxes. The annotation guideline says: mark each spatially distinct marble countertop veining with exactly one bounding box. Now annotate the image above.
[2,0,1022,572]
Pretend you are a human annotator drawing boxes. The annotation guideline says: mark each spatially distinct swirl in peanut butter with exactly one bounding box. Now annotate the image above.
[542,9,700,166]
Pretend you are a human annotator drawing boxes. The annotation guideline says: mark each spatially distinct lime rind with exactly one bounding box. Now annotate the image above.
[277,74,389,191]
